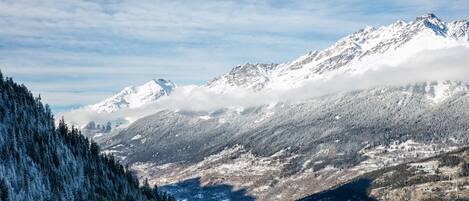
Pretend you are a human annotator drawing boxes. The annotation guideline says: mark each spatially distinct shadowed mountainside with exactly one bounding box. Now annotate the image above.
[298,179,376,201]
[160,177,255,201]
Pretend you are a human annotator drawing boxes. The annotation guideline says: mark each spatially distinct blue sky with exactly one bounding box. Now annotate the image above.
[1,0,469,112]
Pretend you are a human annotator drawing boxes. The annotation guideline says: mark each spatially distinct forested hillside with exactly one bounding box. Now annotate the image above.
[0,72,174,201]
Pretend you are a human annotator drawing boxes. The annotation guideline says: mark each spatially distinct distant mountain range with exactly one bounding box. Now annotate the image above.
[67,13,469,200]
[84,13,469,114]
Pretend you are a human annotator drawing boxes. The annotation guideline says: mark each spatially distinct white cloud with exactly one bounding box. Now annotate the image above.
[61,47,469,125]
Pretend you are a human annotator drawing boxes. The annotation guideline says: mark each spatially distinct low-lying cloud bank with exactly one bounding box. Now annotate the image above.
[61,46,469,126]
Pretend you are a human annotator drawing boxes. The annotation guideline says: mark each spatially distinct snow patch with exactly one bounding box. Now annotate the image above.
[131,134,142,141]
[199,115,211,120]
[354,140,459,173]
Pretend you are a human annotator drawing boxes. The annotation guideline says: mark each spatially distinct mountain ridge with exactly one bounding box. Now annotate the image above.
[75,13,469,119]
[207,13,469,92]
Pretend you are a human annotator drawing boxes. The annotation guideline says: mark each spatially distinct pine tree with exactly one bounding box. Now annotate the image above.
[0,179,8,201]
[142,178,154,199]
[90,142,100,156]
[58,116,68,136]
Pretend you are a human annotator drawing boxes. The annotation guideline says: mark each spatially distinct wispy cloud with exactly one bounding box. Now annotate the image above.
[1,0,468,112]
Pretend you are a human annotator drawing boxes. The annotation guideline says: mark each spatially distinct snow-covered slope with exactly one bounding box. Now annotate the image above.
[207,13,469,92]
[106,81,469,200]
[90,79,176,113]
[99,14,469,200]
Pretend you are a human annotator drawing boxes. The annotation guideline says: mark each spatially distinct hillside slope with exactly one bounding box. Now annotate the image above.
[0,73,174,201]
[299,146,469,200]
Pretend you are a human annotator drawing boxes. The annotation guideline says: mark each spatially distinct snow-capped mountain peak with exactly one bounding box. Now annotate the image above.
[415,13,447,34]
[89,78,176,113]
[207,14,469,92]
